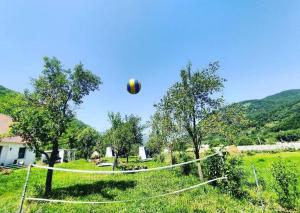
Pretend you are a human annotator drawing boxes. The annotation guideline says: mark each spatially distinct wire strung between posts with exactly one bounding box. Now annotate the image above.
[25,176,227,204]
[31,152,220,174]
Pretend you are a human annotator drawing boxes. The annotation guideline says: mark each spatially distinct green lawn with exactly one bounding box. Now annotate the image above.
[0,152,299,212]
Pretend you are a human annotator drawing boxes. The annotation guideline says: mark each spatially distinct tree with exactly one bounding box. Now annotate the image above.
[60,119,87,149]
[156,62,225,180]
[77,127,100,160]
[201,103,249,146]
[148,105,182,165]
[11,57,101,195]
[124,115,144,162]
[104,112,143,169]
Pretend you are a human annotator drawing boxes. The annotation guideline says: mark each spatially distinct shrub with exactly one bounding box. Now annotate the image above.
[203,151,225,186]
[118,163,148,171]
[220,155,246,198]
[154,153,166,163]
[237,136,254,145]
[178,153,193,175]
[271,158,299,210]
[171,154,178,165]
[275,129,300,142]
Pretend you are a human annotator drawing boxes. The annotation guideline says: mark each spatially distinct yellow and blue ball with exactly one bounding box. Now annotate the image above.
[127,79,141,94]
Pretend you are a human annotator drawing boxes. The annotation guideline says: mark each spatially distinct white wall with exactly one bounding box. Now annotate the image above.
[0,142,35,166]
[237,142,300,152]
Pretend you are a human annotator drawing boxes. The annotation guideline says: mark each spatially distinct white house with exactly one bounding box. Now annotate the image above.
[41,149,76,163]
[0,114,35,166]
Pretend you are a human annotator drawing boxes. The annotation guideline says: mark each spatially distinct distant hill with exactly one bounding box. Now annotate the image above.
[241,89,300,131]
[0,85,15,96]
[235,89,300,144]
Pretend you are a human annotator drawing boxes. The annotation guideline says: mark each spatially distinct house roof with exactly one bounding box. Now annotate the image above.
[0,114,25,144]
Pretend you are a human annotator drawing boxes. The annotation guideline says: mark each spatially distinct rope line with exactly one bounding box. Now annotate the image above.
[25,176,226,204]
[31,152,220,174]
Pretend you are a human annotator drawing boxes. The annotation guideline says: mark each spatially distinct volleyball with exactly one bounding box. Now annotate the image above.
[127,79,141,94]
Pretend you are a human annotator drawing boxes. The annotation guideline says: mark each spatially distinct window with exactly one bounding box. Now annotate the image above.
[18,147,26,159]
[0,146,2,157]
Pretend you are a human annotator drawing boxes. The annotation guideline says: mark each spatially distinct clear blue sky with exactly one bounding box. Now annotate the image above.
[1,1,300,132]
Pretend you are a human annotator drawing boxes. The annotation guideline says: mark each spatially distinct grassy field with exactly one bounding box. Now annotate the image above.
[0,151,299,213]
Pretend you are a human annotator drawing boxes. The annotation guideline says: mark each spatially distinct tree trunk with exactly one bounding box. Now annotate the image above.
[45,160,55,196]
[170,148,174,165]
[126,155,129,163]
[113,154,118,171]
[194,144,204,181]
[45,142,59,195]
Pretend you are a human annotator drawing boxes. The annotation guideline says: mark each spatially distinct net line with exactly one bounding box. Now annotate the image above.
[25,176,227,204]
[31,152,221,174]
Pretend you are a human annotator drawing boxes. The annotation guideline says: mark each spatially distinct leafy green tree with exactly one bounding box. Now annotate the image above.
[148,106,184,165]
[11,57,101,194]
[77,127,100,160]
[0,93,27,117]
[124,115,144,162]
[104,112,144,169]
[60,119,87,149]
[156,62,225,180]
[201,103,249,146]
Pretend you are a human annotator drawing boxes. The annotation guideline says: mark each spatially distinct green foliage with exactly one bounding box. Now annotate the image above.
[221,156,246,198]
[103,112,144,167]
[10,57,101,194]
[275,129,300,142]
[201,104,249,146]
[76,127,100,159]
[236,136,255,145]
[178,153,194,175]
[60,119,90,149]
[203,151,225,185]
[11,57,101,157]
[152,62,225,162]
[271,158,299,209]
[153,153,166,163]
[239,89,300,143]
[118,163,148,171]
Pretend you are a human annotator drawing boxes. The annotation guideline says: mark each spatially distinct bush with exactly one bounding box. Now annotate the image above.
[171,154,178,165]
[203,151,225,186]
[220,155,246,198]
[118,163,148,171]
[237,136,254,145]
[178,153,193,175]
[271,158,299,210]
[275,129,300,142]
[153,153,166,163]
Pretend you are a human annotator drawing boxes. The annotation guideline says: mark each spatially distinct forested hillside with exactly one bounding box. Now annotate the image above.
[239,89,300,144]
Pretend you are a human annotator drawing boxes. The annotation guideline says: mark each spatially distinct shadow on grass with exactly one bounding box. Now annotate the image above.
[43,180,136,200]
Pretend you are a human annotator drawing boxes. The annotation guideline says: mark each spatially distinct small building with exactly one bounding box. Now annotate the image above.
[0,114,35,166]
[138,146,147,160]
[41,149,76,163]
[105,146,114,157]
